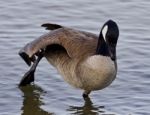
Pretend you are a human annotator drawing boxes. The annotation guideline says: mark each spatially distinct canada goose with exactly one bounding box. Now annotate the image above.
[19,20,119,98]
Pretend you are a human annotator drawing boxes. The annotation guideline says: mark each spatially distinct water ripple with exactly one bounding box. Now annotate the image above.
[0,0,150,115]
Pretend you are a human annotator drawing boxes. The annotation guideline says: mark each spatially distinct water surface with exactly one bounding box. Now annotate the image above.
[0,0,150,115]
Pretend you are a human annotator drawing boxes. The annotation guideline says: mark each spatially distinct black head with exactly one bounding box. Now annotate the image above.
[96,20,119,61]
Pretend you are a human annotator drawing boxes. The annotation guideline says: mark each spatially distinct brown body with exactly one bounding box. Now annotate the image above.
[19,20,119,97]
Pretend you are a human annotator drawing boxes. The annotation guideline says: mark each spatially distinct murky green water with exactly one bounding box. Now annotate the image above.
[0,0,150,115]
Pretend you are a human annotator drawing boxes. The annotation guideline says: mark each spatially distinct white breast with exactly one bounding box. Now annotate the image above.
[46,53,117,91]
[78,55,117,91]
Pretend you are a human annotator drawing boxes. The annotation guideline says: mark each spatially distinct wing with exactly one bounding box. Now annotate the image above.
[19,25,98,66]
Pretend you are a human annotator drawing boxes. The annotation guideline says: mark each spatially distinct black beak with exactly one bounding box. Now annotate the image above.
[109,44,116,61]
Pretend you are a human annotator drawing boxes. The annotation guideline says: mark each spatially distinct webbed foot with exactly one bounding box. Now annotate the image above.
[19,50,44,87]
[19,68,35,86]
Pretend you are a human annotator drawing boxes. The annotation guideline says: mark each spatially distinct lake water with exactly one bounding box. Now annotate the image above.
[0,0,150,115]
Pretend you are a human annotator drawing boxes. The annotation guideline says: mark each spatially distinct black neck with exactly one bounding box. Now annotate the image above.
[96,33,110,56]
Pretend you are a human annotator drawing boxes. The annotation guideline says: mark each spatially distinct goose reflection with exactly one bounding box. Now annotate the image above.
[68,97,107,115]
[19,84,52,115]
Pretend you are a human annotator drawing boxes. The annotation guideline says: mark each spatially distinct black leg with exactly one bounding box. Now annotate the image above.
[82,91,91,99]
[83,93,89,98]
[19,51,44,87]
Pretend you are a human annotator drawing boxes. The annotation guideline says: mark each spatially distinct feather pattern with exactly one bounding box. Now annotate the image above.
[19,21,119,96]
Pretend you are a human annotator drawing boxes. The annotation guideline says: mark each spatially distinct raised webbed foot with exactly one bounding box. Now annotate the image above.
[19,67,35,86]
[19,50,44,87]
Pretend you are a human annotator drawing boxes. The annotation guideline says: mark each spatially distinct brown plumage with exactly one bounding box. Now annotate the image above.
[19,20,119,98]
[21,26,98,60]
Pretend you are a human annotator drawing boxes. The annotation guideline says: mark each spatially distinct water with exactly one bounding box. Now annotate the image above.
[0,0,150,114]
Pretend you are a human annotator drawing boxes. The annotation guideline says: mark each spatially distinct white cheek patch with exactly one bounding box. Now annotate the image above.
[102,25,108,41]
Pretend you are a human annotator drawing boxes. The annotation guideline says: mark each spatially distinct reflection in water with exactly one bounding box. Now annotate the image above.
[19,85,53,115]
[19,84,115,115]
[68,97,114,115]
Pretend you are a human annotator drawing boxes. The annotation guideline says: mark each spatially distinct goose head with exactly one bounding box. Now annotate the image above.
[96,20,119,61]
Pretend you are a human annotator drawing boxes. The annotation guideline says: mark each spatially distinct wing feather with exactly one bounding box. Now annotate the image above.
[19,26,98,65]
